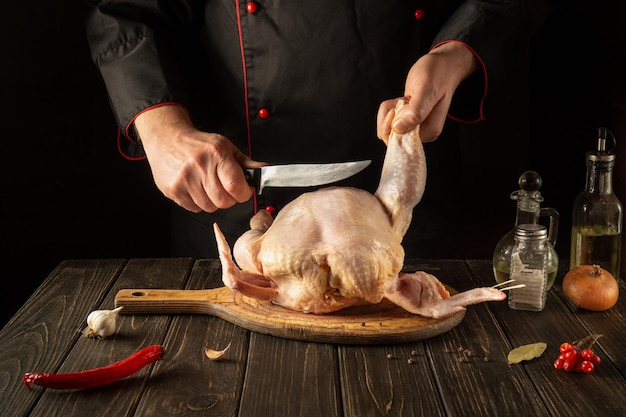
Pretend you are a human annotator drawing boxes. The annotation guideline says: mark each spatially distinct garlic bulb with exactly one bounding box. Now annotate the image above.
[82,307,123,339]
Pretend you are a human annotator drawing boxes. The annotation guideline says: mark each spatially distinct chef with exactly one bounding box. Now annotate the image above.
[85,0,528,259]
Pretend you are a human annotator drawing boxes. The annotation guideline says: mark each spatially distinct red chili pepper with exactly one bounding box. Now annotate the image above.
[23,345,163,390]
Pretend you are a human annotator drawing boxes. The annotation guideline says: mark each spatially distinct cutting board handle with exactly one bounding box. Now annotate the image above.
[115,287,232,315]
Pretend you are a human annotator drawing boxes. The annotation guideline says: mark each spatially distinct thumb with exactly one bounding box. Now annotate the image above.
[391,102,422,134]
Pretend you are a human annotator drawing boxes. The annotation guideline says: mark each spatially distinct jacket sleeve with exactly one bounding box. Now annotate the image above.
[433,0,529,122]
[85,0,194,138]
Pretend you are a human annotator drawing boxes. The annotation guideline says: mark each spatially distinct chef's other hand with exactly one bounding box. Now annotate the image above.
[134,104,266,213]
[377,42,477,144]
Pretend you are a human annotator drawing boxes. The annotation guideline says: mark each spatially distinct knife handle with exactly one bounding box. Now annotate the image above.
[244,168,261,192]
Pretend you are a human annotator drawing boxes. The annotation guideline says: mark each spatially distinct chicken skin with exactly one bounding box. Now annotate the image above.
[214,100,505,319]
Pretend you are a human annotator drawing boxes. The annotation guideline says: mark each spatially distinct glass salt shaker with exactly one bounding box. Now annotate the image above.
[508,224,550,311]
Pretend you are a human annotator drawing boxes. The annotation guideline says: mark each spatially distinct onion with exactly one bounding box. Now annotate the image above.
[562,265,619,311]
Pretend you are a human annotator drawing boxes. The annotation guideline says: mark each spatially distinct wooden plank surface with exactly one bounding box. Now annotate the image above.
[339,342,444,417]
[339,260,456,417]
[26,258,193,417]
[467,260,626,417]
[0,259,126,417]
[411,260,550,417]
[1,258,624,417]
[134,259,248,417]
[240,334,342,417]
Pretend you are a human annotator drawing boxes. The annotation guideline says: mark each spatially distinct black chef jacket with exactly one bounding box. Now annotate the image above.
[85,0,528,258]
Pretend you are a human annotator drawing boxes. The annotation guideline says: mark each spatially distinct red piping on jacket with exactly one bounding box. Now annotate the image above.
[119,102,187,161]
[235,0,258,213]
[117,128,145,161]
[431,40,488,124]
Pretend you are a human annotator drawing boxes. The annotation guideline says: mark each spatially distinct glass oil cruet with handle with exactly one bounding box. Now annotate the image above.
[493,171,560,290]
[508,224,551,311]
[570,127,622,280]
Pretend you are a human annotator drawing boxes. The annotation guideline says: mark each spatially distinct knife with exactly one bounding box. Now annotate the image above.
[245,160,371,194]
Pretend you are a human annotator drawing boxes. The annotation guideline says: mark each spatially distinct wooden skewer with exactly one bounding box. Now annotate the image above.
[492,279,516,289]
[498,284,526,291]
[491,279,527,291]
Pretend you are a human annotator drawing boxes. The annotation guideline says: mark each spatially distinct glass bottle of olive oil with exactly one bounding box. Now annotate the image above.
[570,128,623,280]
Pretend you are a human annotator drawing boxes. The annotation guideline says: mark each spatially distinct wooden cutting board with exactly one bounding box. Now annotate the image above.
[114,286,465,345]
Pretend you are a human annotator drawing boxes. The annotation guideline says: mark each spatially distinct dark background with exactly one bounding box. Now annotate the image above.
[2,1,625,327]
[1,1,170,326]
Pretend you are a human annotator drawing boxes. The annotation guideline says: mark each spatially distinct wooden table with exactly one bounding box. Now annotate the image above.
[1,258,624,417]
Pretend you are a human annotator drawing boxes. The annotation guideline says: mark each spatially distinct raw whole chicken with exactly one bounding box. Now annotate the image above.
[214,100,506,319]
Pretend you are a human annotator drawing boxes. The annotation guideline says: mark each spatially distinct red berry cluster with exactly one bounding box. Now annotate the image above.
[553,334,602,374]
[554,344,601,373]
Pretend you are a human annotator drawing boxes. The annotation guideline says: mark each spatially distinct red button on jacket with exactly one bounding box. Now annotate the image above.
[246,2,258,14]
[258,108,270,119]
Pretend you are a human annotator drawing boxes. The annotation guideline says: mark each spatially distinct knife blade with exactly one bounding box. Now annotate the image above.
[245,160,371,194]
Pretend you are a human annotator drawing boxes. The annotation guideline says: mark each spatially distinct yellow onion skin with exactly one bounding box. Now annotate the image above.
[562,265,619,311]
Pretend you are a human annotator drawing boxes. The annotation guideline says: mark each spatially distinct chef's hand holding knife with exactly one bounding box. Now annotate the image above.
[134,104,267,213]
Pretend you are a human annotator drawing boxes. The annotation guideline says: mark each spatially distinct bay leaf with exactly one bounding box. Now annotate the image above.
[507,342,547,364]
